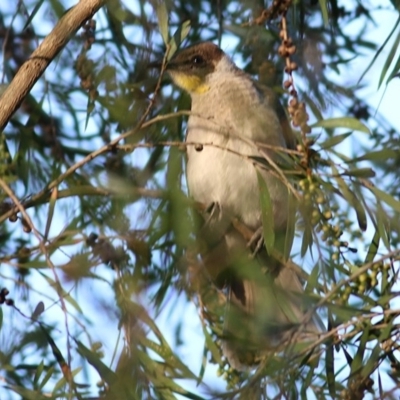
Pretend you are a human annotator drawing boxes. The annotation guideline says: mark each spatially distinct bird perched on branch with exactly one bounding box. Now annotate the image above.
[165,42,319,369]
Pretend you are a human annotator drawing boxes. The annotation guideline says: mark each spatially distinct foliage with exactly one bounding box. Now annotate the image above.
[0,0,400,399]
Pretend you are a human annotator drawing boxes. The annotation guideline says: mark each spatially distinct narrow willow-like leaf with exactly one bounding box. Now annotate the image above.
[319,132,352,149]
[284,190,296,260]
[136,350,204,399]
[76,341,118,385]
[5,385,48,400]
[32,301,45,320]
[326,316,335,398]
[44,187,58,240]
[350,148,398,162]
[370,185,400,213]
[169,20,191,60]
[332,165,367,230]
[52,367,82,393]
[340,168,376,178]
[351,325,369,377]
[361,344,381,378]
[346,192,367,231]
[38,365,56,390]
[358,15,400,84]
[376,202,391,249]
[327,302,364,322]
[40,273,83,313]
[318,0,329,25]
[40,325,71,386]
[342,345,354,367]
[197,344,207,386]
[312,117,370,134]
[378,370,383,398]
[378,26,400,88]
[301,223,313,258]
[156,1,169,44]
[202,325,222,365]
[23,0,46,31]
[33,360,45,387]
[256,170,275,254]
[140,337,196,380]
[386,53,400,83]
[365,229,380,264]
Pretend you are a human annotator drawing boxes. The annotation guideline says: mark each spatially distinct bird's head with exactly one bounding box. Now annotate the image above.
[166,42,228,95]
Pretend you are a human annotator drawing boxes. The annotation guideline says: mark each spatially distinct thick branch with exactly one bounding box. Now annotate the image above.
[0,0,107,131]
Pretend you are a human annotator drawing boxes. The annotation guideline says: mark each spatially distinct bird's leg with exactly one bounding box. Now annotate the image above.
[203,201,221,226]
[247,226,264,257]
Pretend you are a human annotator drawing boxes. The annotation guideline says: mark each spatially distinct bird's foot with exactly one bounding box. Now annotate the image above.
[204,201,221,225]
[247,226,264,258]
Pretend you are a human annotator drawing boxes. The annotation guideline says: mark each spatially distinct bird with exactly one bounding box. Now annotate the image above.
[164,42,319,369]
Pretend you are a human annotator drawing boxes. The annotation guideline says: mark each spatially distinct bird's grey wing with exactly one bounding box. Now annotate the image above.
[255,82,297,150]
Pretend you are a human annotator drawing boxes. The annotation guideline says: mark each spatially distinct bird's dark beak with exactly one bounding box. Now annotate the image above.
[147,60,162,70]
[147,59,179,72]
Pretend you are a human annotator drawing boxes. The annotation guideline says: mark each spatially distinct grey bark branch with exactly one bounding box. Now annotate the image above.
[0,0,107,132]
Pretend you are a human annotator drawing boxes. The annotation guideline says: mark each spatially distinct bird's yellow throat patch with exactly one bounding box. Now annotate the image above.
[171,73,210,94]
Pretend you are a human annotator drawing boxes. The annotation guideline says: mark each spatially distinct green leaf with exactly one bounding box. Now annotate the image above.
[326,317,335,398]
[32,301,45,320]
[365,229,380,264]
[386,53,400,83]
[76,341,118,385]
[351,324,369,377]
[156,1,169,45]
[169,20,191,60]
[23,0,46,31]
[33,360,45,387]
[332,165,367,230]
[319,132,352,149]
[378,370,383,398]
[340,168,376,178]
[84,96,95,131]
[312,117,370,134]
[341,345,354,367]
[375,202,391,249]
[301,365,315,398]
[257,170,275,254]
[378,24,400,88]
[306,263,319,291]
[327,302,364,322]
[370,185,400,213]
[318,0,329,26]
[40,273,83,313]
[5,385,48,400]
[44,188,58,241]
[358,15,400,84]
[52,367,82,393]
[350,148,398,162]
[284,191,296,260]
[197,344,207,386]
[361,344,381,378]
[202,325,222,365]
[301,222,313,258]
[38,365,56,390]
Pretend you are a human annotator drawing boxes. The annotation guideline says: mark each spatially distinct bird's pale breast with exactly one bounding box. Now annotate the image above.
[186,72,289,231]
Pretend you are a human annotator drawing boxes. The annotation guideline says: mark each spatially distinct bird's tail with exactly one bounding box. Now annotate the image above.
[221,248,320,370]
[200,224,321,370]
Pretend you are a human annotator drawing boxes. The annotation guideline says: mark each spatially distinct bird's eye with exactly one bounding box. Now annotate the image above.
[192,55,204,65]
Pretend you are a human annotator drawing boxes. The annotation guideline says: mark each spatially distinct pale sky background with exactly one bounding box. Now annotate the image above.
[0,1,399,399]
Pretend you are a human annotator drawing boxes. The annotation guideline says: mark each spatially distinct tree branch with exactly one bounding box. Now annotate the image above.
[0,0,108,131]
